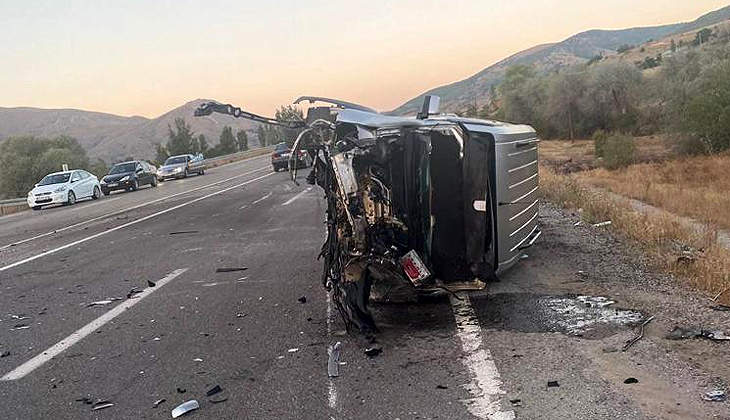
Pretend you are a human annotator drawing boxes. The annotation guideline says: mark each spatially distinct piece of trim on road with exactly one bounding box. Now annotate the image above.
[282,187,313,206]
[0,165,269,251]
[0,172,275,273]
[1,268,189,381]
[449,292,515,420]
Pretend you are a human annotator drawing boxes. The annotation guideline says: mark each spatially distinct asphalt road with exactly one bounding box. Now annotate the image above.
[1,155,728,419]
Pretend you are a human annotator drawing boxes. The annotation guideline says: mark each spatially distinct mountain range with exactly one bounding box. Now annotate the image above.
[0,100,261,162]
[392,4,730,115]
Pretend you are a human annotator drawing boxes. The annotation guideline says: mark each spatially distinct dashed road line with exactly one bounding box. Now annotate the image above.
[282,187,313,206]
[449,292,515,420]
[252,191,273,204]
[1,268,189,380]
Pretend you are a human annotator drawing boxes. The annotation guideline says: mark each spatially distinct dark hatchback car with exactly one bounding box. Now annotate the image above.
[100,160,157,195]
[271,142,312,172]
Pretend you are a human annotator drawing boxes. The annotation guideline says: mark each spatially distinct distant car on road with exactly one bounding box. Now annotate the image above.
[100,160,157,195]
[271,142,312,172]
[27,170,101,210]
[156,154,205,181]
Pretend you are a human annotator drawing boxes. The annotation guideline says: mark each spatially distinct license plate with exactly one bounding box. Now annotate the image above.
[107,183,117,187]
[399,250,431,286]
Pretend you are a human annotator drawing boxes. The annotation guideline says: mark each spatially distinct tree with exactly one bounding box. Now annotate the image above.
[256,125,267,147]
[617,44,633,54]
[154,143,169,164]
[0,136,95,199]
[546,71,586,140]
[166,117,195,155]
[218,126,237,155]
[670,39,677,53]
[275,105,304,146]
[236,130,249,152]
[583,61,642,132]
[197,134,209,155]
[694,28,712,46]
[460,100,479,118]
[680,60,730,152]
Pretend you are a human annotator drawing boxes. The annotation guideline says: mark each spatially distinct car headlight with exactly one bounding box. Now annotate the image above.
[120,175,130,181]
[28,192,33,197]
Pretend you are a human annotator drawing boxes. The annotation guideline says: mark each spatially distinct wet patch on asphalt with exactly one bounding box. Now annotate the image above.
[471,293,646,339]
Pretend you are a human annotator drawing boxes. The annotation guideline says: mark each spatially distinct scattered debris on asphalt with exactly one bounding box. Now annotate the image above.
[710,304,730,311]
[169,230,199,235]
[171,400,199,418]
[206,385,222,397]
[0,351,10,358]
[702,390,726,402]
[328,342,341,377]
[177,387,186,394]
[75,397,93,404]
[288,348,299,353]
[298,296,307,303]
[9,314,29,320]
[436,384,448,390]
[364,346,383,357]
[623,377,639,384]
[193,358,203,362]
[623,315,655,351]
[147,279,156,287]
[666,326,730,341]
[153,398,166,408]
[509,398,522,407]
[86,298,122,307]
[91,400,114,411]
[215,267,248,273]
[547,381,560,388]
[209,396,228,404]
[236,313,246,318]
[11,324,30,330]
[127,288,143,299]
[593,221,612,227]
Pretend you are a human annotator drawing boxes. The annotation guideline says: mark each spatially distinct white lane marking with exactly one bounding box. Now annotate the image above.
[449,292,515,420]
[0,172,275,273]
[1,268,188,380]
[0,166,269,251]
[252,191,273,204]
[326,291,338,413]
[239,205,248,210]
[282,187,313,206]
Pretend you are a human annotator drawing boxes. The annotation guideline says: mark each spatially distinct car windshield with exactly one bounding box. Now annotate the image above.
[274,143,289,152]
[164,157,187,165]
[37,173,70,186]
[109,163,136,174]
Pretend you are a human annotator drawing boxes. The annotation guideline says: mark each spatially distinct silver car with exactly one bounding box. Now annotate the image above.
[156,154,205,181]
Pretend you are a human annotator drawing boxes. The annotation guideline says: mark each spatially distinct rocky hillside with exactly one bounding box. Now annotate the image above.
[392,4,730,115]
[0,99,261,162]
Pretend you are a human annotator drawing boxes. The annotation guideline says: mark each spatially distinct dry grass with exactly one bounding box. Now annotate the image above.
[539,135,674,173]
[540,166,730,304]
[575,153,730,232]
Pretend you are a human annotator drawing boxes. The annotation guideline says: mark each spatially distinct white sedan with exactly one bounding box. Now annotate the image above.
[27,170,102,210]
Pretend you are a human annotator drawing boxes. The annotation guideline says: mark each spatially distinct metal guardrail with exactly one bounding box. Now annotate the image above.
[0,146,274,217]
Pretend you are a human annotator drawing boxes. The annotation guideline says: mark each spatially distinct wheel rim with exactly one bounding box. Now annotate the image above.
[94,187,100,198]
[68,192,75,204]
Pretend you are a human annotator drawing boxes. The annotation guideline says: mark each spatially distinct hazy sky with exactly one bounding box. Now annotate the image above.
[0,0,727,117]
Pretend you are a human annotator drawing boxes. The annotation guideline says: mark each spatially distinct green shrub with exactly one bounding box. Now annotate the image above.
[602,133,636,169]
[592,130,609,157]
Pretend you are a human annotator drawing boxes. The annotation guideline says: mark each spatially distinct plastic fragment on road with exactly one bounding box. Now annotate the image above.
[288,348,299,353]
[153,399,166,407]
[666,326,730,341]
[206,385,222,396]
[593,221,612,227]
[298,296,307,303]
[623,377,638,384]
[215,267,248,273]
[127,288,143,299]
[328,342,341,377]
[0,351,10,357]
[147,279,156,287]
[364,346,382,357]
[11,324,30,330]
[171,400,199,418]
[193,358,203,362]
[209,396,228,404]
[547,381,559,388]
[623,315,655,351]
[86,298,122,307]
[399,250,431,286]
[169,231,199,235]
[91,400,114,411]
[703,390,726,402]
[177,387,186,393]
